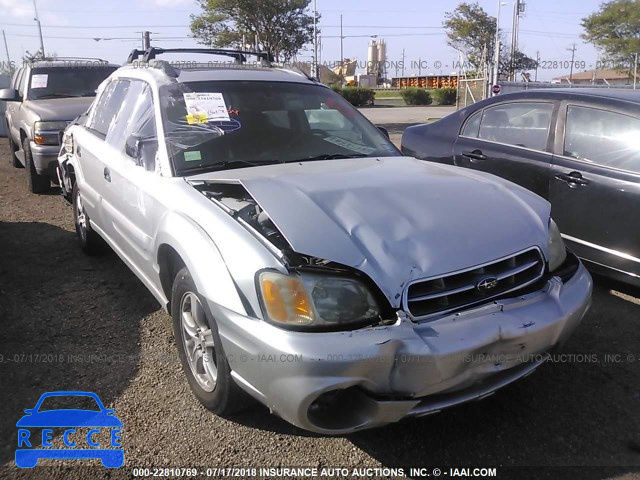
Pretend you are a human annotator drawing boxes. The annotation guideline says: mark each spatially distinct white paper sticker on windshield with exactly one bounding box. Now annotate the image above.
[31,74,48,89]
[183,92,230,122]
[323,136,376,155]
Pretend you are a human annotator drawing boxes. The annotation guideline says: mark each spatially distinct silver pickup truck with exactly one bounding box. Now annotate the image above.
[0,58,117,193]
[57,48,592,434]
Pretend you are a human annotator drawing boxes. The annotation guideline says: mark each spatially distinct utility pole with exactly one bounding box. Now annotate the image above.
[142,31,151,50]
[339,14,344,69]
[510,0,524,81]
[568,43,577,85]
[634,52,638,90]
[2,30,10,70]
[312,0,318,78]
[494,1,506,88]
[33,0,45,58]
[510,1,517,81]
[401,48,405,77]
[534,50,540,81]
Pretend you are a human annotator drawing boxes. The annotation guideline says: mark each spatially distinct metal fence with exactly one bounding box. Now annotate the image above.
[457,78,487,109]
[498,81,640,95]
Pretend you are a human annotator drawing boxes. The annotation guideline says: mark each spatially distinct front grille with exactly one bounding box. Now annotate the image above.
[404,248,545,320]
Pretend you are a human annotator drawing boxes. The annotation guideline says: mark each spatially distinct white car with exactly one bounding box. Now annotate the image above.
[57,47,592,434]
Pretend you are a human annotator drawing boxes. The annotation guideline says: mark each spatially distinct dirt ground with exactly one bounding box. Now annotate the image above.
[0,138,639,480]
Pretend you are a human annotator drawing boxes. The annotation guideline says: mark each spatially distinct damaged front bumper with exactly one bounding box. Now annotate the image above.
[212,262,592,435]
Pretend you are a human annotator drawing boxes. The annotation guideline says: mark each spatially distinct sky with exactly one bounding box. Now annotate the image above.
[0,0,608,81]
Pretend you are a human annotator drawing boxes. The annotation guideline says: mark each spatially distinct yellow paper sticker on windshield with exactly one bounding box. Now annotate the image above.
[186,113,208,125]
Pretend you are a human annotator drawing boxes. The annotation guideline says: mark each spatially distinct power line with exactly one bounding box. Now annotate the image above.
[321,25,444,29]
[37,8,189,13]
[2,32,188,40]
[0,22,190,28]
[519,29,583,39]
[322,32,446,38]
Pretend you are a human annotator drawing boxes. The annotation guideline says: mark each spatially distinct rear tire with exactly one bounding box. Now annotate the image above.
[171,267,251,415]
[23,138,50,193]
[72,183,104,255]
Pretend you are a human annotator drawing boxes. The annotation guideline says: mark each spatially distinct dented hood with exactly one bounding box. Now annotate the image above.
[190,157,551,307]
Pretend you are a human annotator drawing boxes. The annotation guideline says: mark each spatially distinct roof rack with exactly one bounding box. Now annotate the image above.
[126,47,273,66]
[124,47,321,83]
[52,56,109,62]
[30,56,110,64]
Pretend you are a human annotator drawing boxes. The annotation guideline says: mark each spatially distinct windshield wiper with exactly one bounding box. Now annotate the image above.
[283,153,369,163]
[180,159,278,175]
[33,93,76,99]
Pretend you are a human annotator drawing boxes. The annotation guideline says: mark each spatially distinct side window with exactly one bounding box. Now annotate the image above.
[11,68,23,90]
[461,110,481,137]
[17,69,28,97]
[564,105,640,173]
[108,81,157,170]
[89,79,131,136]
[106,81,155,150]
[476,102,554,151]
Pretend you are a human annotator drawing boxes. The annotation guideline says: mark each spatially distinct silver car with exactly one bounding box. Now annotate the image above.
[57,48,592,434]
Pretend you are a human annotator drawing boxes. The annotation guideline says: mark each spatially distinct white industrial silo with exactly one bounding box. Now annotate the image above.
[376,38,386,78]
[367,40,378,76]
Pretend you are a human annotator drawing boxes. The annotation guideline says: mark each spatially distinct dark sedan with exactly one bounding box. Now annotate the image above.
[402,89,640,287]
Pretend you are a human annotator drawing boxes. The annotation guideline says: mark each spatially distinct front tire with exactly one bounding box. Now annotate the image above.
[171,267,250,415]
[23,138,50,193]
[72,183,104,255]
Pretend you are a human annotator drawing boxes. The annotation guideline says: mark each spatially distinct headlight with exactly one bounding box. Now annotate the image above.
[34,121,68,145]
[62,133,74,154]
[258,271,380,329]
[548,219,567,272]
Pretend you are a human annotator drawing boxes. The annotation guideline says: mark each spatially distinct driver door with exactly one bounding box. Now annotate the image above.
[77,79,131,233]
[98,80,162,286]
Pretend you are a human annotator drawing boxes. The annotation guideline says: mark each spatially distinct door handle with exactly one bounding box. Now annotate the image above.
[103,167,111,182]
[555,171,589,188]
[462,150,487,163]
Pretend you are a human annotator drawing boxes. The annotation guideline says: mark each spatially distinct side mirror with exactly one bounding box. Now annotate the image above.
[105,408,116,415]
[125,133,158,172]
[23,409,34,415]
[0,88,20,101]
[377,126,390,139]
[125,134,142,161]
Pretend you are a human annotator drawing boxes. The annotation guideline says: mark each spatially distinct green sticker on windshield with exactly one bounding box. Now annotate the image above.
[184,151,202,162]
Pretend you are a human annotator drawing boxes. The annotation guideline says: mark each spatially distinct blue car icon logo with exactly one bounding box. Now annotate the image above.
[16,391,123,468]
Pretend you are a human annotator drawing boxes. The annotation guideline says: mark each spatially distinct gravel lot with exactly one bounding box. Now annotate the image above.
[0,137,639,480]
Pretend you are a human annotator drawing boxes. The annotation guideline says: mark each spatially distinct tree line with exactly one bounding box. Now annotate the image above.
[189,0,640,79]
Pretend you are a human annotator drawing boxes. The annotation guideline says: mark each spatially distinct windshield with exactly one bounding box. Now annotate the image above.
[27,67,117,100]
[159,80,400,176]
